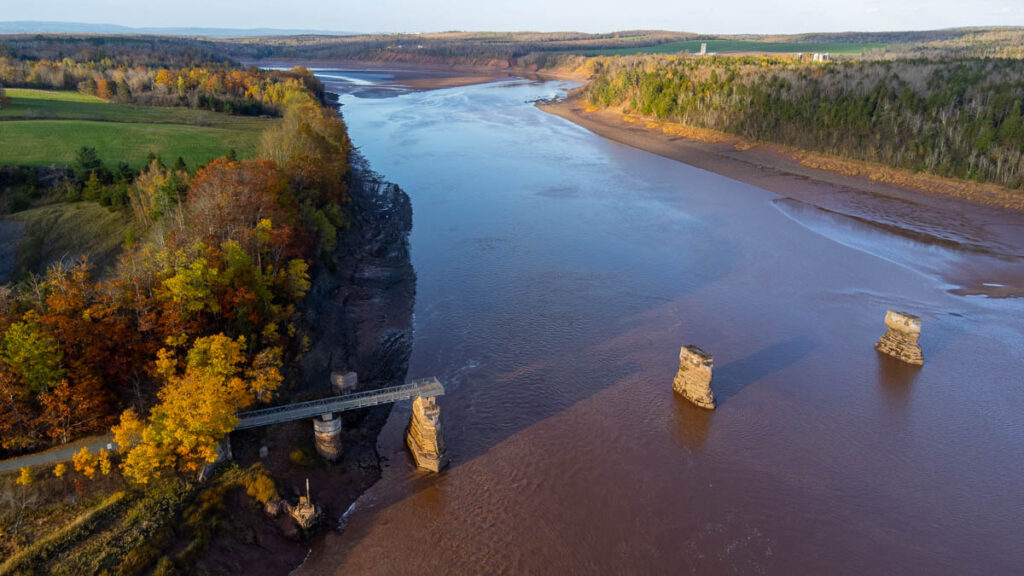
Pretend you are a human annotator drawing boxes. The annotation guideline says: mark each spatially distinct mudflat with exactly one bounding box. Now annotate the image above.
[540,95,1024,298]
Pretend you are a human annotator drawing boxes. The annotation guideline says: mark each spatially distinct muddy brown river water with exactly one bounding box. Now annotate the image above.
[297,73,1024,575]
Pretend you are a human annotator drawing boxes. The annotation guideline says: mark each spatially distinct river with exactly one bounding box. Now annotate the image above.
[298,72,1024,575]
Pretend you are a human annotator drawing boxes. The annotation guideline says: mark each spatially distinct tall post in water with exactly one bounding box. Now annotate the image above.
[406,396,448,472]
[313,413,343,461]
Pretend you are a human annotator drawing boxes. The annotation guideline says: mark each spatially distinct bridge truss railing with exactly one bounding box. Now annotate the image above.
[235,377,445,430]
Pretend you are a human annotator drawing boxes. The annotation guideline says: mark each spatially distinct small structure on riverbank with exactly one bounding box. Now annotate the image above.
[287,478,321,531]
[673,345,717,409]
[406,396,448,472]
[875,310,924,365]
[331,371,359,394]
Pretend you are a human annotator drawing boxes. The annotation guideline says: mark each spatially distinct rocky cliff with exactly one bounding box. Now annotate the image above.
[300,152,416,394]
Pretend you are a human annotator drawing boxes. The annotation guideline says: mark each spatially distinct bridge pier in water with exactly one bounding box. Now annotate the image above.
[234,377,447,465]
[406,395,448,472]
[313,413,343,462]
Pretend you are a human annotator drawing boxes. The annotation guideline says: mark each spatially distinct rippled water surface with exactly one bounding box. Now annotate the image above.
[299,77,1024,575]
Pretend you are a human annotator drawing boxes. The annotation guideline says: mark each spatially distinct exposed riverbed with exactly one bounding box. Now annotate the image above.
[299,73,1024,575]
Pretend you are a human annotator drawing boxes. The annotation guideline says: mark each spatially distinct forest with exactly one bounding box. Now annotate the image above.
[0,57,350,482]
[0,35,363,570]
[0,56,323,115]
[583,55,1024,189]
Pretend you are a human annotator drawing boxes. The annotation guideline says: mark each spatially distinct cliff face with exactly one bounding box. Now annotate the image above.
[300,152,416,394]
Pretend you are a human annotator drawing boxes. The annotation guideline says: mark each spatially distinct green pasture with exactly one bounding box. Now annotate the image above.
[0,89,272,169]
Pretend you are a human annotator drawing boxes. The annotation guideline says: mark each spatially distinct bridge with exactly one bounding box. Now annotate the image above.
[235,377,446,430]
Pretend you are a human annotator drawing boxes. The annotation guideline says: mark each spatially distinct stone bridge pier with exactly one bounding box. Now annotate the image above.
[313,413,343,461]
[875,310,924,365]
[406,395,448,472]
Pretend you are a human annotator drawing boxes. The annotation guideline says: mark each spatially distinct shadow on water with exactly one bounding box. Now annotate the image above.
[713,335,819,405]
[669,394,715,452]
[875,351,922,403]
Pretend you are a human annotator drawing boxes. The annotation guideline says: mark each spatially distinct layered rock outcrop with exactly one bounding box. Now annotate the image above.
[672,345,716,410]
[875,310,924,365]
[301,152,415,396]
[406,396,448,472]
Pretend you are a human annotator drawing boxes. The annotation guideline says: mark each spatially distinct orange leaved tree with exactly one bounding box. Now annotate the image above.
[113,334,282,483]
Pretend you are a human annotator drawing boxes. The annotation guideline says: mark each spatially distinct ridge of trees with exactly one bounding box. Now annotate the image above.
[583,55,1024,189]
[0,57,324,115]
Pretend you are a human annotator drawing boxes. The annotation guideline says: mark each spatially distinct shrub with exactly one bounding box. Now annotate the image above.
[16,466,33,486]
[242,465,278,504]
[289,448,314,468]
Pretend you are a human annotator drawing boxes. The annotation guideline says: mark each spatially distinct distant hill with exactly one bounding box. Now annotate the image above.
[0,21,357,38]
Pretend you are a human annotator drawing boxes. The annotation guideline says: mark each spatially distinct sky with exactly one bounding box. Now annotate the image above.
[5,0,1024,34]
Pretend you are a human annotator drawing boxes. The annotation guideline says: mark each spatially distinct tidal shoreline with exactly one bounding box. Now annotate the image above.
[205,149,416,575]
[539,94,1024,298]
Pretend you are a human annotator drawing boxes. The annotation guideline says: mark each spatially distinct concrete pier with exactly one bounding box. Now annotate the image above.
[331,371,359,394]
[673,345,716,409]
[313,413,343,461]
[875,310,924,365]
[406,396,448,472]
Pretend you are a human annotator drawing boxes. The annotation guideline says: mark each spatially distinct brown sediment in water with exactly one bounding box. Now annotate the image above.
[539,94,1024,298]
[540,94,1024,214]
[293,75,1024,576]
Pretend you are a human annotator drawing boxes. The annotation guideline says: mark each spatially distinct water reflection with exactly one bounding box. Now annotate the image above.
[669,394,714,452]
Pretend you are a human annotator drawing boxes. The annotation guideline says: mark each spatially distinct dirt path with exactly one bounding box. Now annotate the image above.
[0,434,115,473]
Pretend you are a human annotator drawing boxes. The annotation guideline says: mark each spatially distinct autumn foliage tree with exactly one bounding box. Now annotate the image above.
[182,159,301,259]
[113,334,282,483]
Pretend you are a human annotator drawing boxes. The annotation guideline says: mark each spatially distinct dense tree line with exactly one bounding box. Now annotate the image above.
[585,55,1024,189]
[2,29,1019,78]
[0,56,324,115]
[0,35,230,67]
[0,32,699,70]
[0,69,351,481]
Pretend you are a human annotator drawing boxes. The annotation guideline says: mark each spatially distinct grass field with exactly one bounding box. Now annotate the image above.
[0,89,273,169]
[583,40,888,56]
[10,201,139,277]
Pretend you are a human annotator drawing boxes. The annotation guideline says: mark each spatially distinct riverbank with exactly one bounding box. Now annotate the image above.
[191,151,416,575]
[540,93,1024,298]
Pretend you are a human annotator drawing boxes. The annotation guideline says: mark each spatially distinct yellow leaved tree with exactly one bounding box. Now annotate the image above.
[113,334,282,483]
